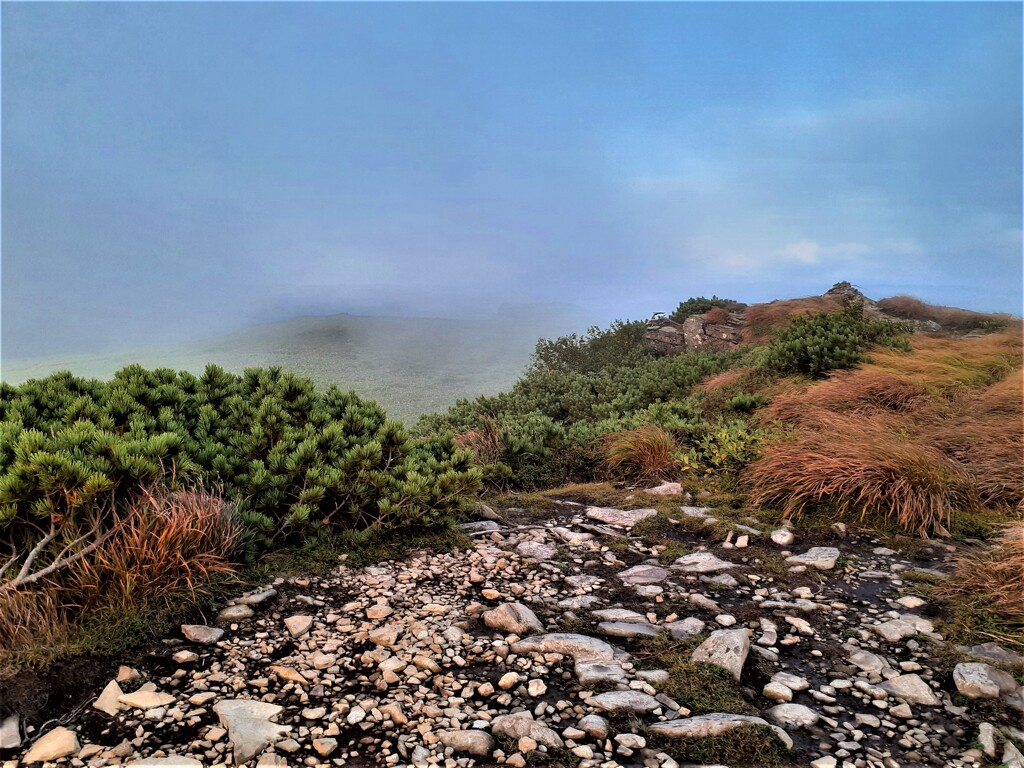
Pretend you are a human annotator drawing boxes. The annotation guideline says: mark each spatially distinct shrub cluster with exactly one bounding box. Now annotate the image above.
[0,365,481,550]
[669,296,741,323]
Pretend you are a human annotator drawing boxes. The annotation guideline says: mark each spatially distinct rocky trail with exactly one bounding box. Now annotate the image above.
[2,490,1022,768]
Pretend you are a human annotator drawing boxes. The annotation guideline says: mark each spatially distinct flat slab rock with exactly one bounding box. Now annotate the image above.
[673,551,737,573]
[617,564,671,585]
[953,662,1019,699]
[879,674,941,706]
[786,547,841,570]
[586,690,662,713]
[585,505,657,528]
[511,633,619,661]
[23,727,80,764]
[598,621,661,638]
[181,624,224,644]
[214,699,292,765]
[516,540,557,560]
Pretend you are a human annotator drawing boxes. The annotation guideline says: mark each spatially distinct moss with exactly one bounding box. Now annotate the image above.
[646,724,789,767]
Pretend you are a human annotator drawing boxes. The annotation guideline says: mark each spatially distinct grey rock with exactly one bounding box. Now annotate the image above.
[511,633,617,661]
[0,714,21,750]
[575,660,627,687]
[691,628,750,681]
[482,602,544,635]
[665,617,706,640]
[598,620,661,638]
[214,699,292,765]
[232,588,278,605]
[879,674,940,706]
[585,506,657,528]
[848,648,889,673]
[770,529,795,546]
[591,608,648,623]
[645,481,683,496]
[438,730,495,756]
[557,595,601,610]
[218,604,255,622]
[617,564,670,585]
[460,521,500,534]
[953,662,1019,699]
[517,540,557,560]
[786,547,840,570]
[126,760,203,768]
[491,711,563,748]
[959,642,1024,666]
[648,713,771,738]
[577,714,609,739]
[586,690,662,713]
[181,624,224,644]
[673,552,737,573]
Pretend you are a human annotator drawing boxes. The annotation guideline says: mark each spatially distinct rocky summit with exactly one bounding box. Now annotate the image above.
[4,501,1023,768]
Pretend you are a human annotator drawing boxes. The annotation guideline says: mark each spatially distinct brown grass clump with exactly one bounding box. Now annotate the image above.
[453,417,503,465]
[72,487,240,609]
[703,306,731,324]
[747,327,1023,536]
[747,417,978,537]
[878,295,1013,332]
[742,296,844,341]
[0,588,67,651]
[600,424,679,481]
[940,524,1024,631]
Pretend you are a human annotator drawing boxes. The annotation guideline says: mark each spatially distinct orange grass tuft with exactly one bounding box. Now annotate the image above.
[72,487,240,609]
[599,424,679,481]
[940,524,1024,632]
[453,417,503,466]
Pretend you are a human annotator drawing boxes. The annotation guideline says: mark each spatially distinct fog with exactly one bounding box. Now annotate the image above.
[2,3,1021,364]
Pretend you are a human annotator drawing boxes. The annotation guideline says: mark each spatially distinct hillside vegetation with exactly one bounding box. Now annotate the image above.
[1,288,1020,668]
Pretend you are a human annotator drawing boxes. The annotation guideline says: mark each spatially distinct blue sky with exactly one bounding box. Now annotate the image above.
[2,2,1021,357]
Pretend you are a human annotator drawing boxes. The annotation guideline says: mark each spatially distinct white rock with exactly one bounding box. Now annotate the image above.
[770,529,795,546]
[218,604,254,622]
[953,662,1019,699]
[0,715,19,750]
[214,699,291,765]
[645,482,682,496]
[879,674,940,706]
[785,547,840,570]
[691,629,750,681]
[673,552,737,573]
[516,540,557,560]
[767,703,820,727]
[586,690,661,713]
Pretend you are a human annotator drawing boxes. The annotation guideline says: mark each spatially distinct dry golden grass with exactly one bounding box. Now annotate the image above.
[742,296,844,341]
[940,524,1024,631]
[878,295,1014,332]
[453,417,503,465]
[860,326,1022,393]
[600,424,679,481]
[703,306,731,324]
[73,487,240,609]
[747,328,1023,536]
[0,587,67,651]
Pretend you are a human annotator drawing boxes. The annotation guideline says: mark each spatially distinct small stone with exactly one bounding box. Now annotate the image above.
[438,730,495,756]
[527,679,547,696]
[586,690,661,713]
[673,552,737,573]
[770,529,795,546]
[119,690,175,709]
[218,604,254,622]
[0,715,20,750]
[498,672,521,690]
[181,624,224,644]
[763,682,793,702]
[767,703,820,727]
[313,738,338,757]
[578,714,609,739]
[786,547,840,570]
[880,674,939,706]
[586,506,657,528]
[94,680,125,716]
[172,650,199,664]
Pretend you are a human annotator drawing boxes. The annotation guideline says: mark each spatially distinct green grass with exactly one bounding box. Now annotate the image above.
[646,725,790,767]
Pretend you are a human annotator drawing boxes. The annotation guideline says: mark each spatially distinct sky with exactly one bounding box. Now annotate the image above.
[2,2,1021,359]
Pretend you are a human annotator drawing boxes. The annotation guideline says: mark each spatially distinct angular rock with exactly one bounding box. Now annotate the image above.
[438,729,495,756]
[126,759,203,768]
[586,690,661,713]
[617,564,670,585]
[214,699,292,765]
[848,648,889,674]
[578,714,609,739]
[575,660,627,687]
[959,642,1024,666]
[673,552,737,573]
[491,712,563,748]
[767,703,820,727]
[665,617,706,640]
[786,547,840,570]
[181,624,224,644]
[586,506,657,528]
[691,628,750,681]
[23,727,79,764]
[953,663,1019,699]
[119,690,175,709]
[483,602,544,635]
[879,674,940,706]
[93,679,125,716]
[284,615,313,637]
[511,633,617,661]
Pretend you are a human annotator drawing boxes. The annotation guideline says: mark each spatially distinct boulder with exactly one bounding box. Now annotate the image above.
[491,712,563,748]
[879,674,940,706]
[438,729,495,756]
[953,663,1019,699]
[617,564,670,585]
[586,691,661,713]
[516,540,557,560]
[665,617,706,640]
[767,703,820,727]
[511,633,617,661]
